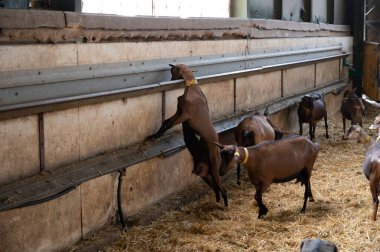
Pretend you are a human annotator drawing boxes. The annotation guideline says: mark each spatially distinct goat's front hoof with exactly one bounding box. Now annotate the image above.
[326,134,330,139]
[258,208,268,219]
[257,213,266,219]
[309,197,315,202]
[301,208,306,213]
[237,180,241,185]
[342,135,348,140]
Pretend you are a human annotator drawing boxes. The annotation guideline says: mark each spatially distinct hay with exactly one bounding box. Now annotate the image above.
[101,105,380,252]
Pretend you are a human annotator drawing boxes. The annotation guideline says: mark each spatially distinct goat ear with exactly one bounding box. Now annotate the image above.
[169,64,176,68]
[213,141,225,149]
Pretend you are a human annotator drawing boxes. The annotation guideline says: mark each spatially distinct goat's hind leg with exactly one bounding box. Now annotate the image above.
[201,175,221,203]
[324,114,329,138]
[208,146,228,207]
[307,180,314,202]
[301,178,312,213]
[254,183,270,219]
[369,174,379,221]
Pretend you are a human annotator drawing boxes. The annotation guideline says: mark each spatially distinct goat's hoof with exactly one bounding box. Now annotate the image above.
[326,135,330,139]
[258,208,268,219]
[309,197,315,202]
[301,208,306,213]
[237,181,241,185]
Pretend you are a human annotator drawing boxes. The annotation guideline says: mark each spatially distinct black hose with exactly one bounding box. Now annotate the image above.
[117,170,127,230]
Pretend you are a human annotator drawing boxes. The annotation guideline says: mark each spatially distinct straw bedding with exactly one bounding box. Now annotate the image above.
[77,104,380,252]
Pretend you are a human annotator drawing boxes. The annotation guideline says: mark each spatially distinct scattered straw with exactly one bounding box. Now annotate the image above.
[86,105,380,252]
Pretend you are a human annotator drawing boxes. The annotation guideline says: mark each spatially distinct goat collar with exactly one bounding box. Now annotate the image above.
[364,135,371,144]
[185,79,198,87]
[234,148,249,165]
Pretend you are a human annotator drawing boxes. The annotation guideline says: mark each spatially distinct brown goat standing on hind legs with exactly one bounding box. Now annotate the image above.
[147,64,228,206]
[346,124,380,221]
[214,136,320,219]
[298,93,329,141]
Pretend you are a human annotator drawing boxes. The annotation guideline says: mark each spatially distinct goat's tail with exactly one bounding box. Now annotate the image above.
[242,130,255,146]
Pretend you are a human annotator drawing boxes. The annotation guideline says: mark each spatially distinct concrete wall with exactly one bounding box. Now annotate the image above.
[0,36,351,252]
[0,116,40,185]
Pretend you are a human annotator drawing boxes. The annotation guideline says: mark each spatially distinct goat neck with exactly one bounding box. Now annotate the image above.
[234,147,249,165]
[180,67,198,87]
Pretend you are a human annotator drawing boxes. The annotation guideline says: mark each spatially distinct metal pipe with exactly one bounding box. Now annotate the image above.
[38,113,45,172]
[117,170,127,230]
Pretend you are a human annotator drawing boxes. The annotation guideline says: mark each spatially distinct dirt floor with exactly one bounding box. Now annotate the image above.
[67,104,380,252]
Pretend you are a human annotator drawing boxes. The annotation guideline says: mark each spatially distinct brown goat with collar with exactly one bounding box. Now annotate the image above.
[234,115,293,185]
[148,64,228,206]
[215,136,320,218]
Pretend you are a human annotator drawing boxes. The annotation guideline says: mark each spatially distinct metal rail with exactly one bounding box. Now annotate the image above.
[0,51,349,120]
[0,80,347,212]
[0,53,350,120]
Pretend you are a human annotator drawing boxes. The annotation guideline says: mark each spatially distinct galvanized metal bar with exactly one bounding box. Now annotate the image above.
[0,45,342,90]
[0,80,347,212]
[0,45,343,106]
[0,53,350,121]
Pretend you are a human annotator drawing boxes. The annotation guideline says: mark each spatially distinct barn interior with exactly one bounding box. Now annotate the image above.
[0,1,379,251]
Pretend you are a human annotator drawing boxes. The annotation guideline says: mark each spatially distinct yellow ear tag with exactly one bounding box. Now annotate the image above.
[365,135,371,143]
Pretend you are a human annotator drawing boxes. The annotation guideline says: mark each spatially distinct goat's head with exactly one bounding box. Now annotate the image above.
[345,125,364,142]
[169,64,195,81]
[214,142,238,176]
[374,114,380,126]
[300,96,314,110]
[169,64,183,80]
[343,88,358,98]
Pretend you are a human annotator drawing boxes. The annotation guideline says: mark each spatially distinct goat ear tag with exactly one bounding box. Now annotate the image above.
[234,151,240,161]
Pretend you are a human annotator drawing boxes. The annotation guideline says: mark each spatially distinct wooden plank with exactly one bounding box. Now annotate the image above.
[363,42,380,100]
